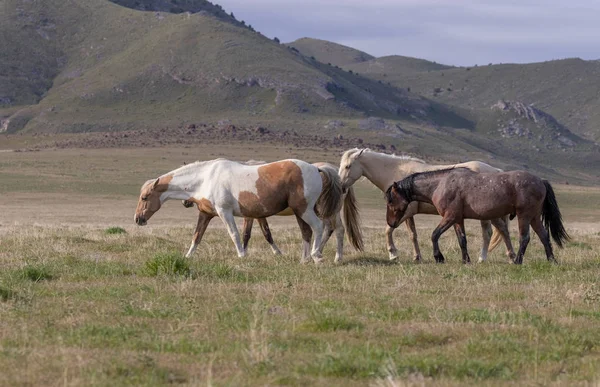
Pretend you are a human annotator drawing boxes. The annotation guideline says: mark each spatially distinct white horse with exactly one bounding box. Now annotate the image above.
[338,149,514,262]
[134,159,343,263]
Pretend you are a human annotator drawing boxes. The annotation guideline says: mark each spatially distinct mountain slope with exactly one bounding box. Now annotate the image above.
[351,58,600,142]
[344,55,454,78]
[0,0,467,133]
[287,38,374,67]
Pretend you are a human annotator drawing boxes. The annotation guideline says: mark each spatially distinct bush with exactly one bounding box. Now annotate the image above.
[105,227,127,235]
[144,252,190,277]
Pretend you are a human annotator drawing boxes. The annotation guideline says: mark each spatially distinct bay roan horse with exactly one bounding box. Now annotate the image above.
[339,148,514,262]
[385,168,570,264]
[134,159,343,263]
[183,162,364,263]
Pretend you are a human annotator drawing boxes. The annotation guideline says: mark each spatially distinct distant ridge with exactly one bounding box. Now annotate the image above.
[287,38,375,67]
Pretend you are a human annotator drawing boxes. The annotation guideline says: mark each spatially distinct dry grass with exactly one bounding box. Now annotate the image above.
[1,146,599,385]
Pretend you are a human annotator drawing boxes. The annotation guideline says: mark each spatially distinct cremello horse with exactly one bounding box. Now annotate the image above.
[134,159,342,263]
[338,149,514,262]
[183,162,363,262]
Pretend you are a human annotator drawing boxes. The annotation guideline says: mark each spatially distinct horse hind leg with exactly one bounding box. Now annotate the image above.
[514,216,531,265]
[478,220,492,263]
[299,209,324,264]
[334,213,345,263]
[258,218,282,256]
[295,215,313,264]
[453,221,471,264]
[531,216,557,264]
[242,218,254,251]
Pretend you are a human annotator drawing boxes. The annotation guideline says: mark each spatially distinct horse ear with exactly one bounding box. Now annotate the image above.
[357,149,365,158]
[392,181,399,190]
[152,178,160,188]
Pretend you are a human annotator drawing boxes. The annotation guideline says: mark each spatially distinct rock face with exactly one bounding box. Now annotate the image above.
[491,100,579,146]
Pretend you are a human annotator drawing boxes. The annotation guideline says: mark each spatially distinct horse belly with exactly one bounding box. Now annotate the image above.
[276,207,294,216]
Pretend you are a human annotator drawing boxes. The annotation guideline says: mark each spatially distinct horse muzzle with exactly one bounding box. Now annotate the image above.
[134,215,147,226]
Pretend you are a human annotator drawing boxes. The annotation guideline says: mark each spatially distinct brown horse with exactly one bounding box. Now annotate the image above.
[385,168,569,264]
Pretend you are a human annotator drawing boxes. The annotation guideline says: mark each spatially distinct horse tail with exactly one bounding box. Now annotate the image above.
[488,214,509,252]
[342,186,364,251]
[316,166,343,220]
[542,180,570,248]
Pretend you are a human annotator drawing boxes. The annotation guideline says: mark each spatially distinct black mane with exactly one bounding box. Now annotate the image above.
[385,167,471,203]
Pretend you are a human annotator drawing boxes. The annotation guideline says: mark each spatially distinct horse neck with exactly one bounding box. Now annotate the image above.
[361,152,427,191]
[161,166,206,201]
[409,174,445,203]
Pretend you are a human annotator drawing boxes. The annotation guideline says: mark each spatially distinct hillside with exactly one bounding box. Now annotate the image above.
[0,0,467,134]
[287,38,374,67]
[345,55,454,78]
[350,57,600,142]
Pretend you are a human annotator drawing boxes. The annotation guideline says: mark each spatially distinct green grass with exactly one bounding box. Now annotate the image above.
[105,226,127,235]
[0,222,599,385]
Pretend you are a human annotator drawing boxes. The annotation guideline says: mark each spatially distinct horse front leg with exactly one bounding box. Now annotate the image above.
[386,225,399,260]
[405,217,422,262]
[217,209,246,258]
[453,221,471,264]
[258,218,282,256]
[185,212,213,258]
[431,217,455,263]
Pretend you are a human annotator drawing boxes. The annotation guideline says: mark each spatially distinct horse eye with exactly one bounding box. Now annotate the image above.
[345,165,351,169]
[142,196,148,201]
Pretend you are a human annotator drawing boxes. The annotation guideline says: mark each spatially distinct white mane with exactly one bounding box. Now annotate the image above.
[342,148,425,164]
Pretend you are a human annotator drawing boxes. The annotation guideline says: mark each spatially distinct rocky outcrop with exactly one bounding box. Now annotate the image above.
[492,100,579,146]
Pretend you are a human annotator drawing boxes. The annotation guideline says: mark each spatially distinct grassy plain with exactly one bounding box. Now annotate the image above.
[1,145,600,386]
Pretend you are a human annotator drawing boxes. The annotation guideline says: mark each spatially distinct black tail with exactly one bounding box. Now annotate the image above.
[542,180,570,248]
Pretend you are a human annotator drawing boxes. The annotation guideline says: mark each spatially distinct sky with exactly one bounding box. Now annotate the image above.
[216,0,600,66]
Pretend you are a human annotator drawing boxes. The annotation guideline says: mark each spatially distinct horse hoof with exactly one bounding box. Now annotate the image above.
[477,257,485,263]
[313,258,324,265]
[413,255,422,262]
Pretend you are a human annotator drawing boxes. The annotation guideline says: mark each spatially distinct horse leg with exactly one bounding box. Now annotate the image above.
[319,218,335,254]
[514,216,531,265]
[531,216,557,264]
[405,217,422,262]
[185,212,213,258]
[453,221,471,264]
[386,225,399,260]
[333,213,345,263]
[258,218,282,256]
[478,220,492,263]
[242,218,254,251]
[217,209,246,258]
[490,217,516,263]
[299,209,324,264]
[295,215,313,264]
[431,217,455,263]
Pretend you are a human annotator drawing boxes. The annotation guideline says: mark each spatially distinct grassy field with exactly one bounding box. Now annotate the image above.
[1,145,600,386]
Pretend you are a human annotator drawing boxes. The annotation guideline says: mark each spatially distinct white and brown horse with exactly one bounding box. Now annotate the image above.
[192,162,363,263]
[134,159,343,263]
[338,148,514,262]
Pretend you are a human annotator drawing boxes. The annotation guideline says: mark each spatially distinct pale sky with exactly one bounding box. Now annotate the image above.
[216,0,600,66]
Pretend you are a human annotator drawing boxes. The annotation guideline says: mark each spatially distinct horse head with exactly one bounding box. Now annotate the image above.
[385,181,409,228]
[134,176,173,226]
[338,148,366,193]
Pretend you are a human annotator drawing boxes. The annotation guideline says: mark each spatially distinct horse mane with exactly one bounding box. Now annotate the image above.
[385,167,472,203]
[342,148,425,164]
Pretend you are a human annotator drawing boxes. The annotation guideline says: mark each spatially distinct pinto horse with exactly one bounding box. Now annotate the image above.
[385,168,570,264]
[134,159,343,263]
[183,162,363,263]
[339,148,513,262]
